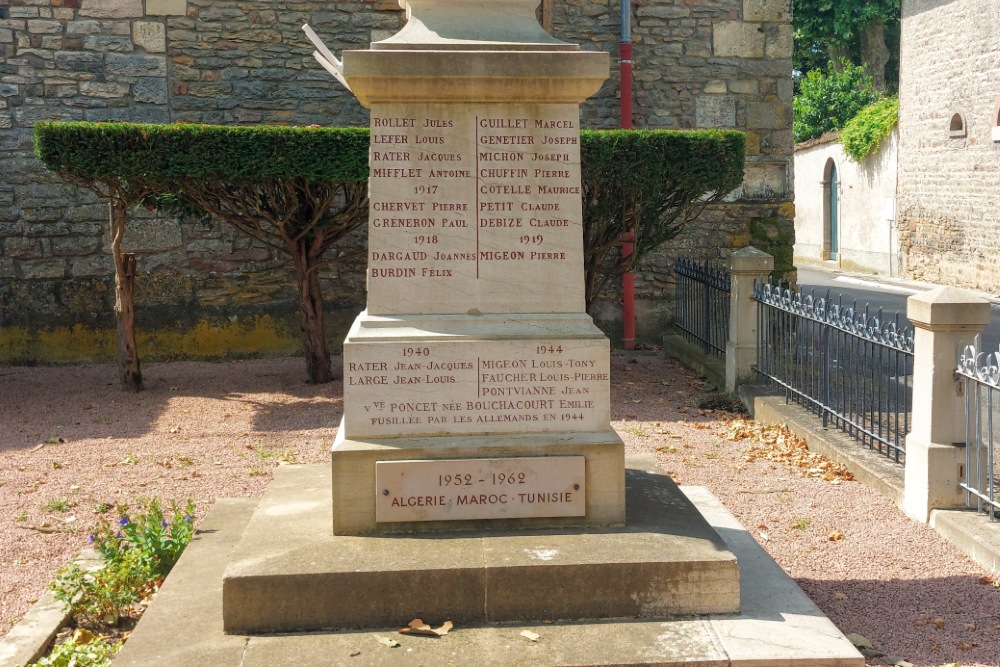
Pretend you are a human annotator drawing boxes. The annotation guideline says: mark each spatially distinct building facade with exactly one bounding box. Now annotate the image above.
[0,0,794,362]
[793,130,899,276]
[897,0,1000,292]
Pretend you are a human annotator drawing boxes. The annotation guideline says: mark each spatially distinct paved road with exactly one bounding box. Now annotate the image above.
[796,267,1000,356]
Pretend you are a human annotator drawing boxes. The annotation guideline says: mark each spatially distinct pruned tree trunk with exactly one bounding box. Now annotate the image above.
[109,200,142,392]
[860,17,890,92]
[291,242,334,384]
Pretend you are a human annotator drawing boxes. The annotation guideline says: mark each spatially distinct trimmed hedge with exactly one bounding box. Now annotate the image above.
[34,122,370,183]
[579,128,745,305]
[33,121,745,314]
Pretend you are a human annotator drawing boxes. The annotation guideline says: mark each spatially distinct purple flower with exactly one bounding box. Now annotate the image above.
[183,516,194,524]
[88,534,94,543]
[161,520,168,528]
[115,531,122,539]
[119,516,129,527]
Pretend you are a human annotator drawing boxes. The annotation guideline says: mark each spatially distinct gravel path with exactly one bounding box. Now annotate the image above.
[2,353,999,666]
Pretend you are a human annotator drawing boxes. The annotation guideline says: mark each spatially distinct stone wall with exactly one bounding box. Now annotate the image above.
[0,0,793,362]
[897,0,1000,292]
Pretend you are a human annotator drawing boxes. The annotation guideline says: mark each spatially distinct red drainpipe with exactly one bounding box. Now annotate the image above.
[620,0,635,350]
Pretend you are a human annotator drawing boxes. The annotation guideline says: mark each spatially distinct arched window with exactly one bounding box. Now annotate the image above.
[949,112,967,138]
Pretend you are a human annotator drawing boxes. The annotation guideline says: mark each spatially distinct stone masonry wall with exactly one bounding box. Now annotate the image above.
[897,0,1000,292]
[0,0,793,362]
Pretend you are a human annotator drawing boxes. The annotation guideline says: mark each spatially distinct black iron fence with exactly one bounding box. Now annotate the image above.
[958,341,1000,520]
[754,283,914,463]
[674,257,730,357]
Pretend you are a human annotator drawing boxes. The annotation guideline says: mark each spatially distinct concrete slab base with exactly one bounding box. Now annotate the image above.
[223,463,739,633]
[114,461,863,667]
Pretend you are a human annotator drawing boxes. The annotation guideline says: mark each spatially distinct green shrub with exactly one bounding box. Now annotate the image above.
[51,499,195,628]
[579,129,745,307]
[34,122,369,183]
[793,61,882,143]
[33,122,745,327]
[20,635,120,667]
[840,96,898,162]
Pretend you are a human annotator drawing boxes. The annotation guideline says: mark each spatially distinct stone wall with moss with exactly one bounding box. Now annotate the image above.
[0,0,793,362]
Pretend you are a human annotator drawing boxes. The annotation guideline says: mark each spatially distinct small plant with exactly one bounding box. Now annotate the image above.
[51,551,149,627]
[624,425,647,437]
[15,510,28,522]
[93,498,196,579]
[51,498,195,628]
[22,633,121,667]
[93,503,111,514]
[44,500,73,513]
[791,517,812,531]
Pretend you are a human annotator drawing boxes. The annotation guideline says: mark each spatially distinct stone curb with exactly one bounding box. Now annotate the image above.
[741,385,1000,577]
[0,550,101,667]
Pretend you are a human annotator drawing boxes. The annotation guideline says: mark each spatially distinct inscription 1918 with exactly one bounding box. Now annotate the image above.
[366,103,586,315]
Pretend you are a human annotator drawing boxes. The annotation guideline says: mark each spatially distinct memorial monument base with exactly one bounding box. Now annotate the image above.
[221,463,739,635]
[332,430,625,534]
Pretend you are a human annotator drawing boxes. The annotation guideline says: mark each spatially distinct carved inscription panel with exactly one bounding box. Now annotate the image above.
[368,103,585,315]
[343,337,609,438]
[374,456,586,523]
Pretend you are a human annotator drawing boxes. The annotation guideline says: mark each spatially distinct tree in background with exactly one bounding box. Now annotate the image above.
[793,61,881,143]
[793,0,900,93]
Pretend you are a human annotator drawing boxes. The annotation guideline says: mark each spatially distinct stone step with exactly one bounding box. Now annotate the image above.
[222,464,740,634]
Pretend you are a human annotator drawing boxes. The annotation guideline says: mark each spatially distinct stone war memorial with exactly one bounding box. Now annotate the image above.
[208,2,863,664]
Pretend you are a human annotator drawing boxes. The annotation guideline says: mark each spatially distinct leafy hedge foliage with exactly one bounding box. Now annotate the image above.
[579,129,745,305]
[793,60,882,143]
[34,122,745,315]
[840,96,898,162]
[34,122,370,183]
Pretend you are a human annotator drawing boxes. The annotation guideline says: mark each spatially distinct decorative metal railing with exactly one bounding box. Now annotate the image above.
[674,257,730,357]
[958,341,1000,520]
[754,283,914,463]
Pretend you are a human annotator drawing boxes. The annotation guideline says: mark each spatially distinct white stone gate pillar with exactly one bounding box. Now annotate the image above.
[904,286,990,523]
[725,246,773,392]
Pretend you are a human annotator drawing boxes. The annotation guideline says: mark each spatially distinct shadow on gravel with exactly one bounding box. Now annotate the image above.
[0,359,342,453]
[797,575,1000,666]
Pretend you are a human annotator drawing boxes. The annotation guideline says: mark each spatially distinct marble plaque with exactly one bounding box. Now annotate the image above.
[367,102,585,315]
[375,456,585,523]
[344,337,609,438]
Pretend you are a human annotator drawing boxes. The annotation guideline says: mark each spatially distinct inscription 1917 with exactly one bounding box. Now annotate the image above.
[366,102,586,315]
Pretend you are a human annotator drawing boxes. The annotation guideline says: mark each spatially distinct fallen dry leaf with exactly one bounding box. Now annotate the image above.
[399,618,452,637]
[724,419,854,483]
[963,622,976,631]
[71,628,97,645]
[375,636,400,648]
[833,592,848,601]
[845,633,873,650]
[520,630,540,642]
[827,531,844,542]
[956,641,976,650]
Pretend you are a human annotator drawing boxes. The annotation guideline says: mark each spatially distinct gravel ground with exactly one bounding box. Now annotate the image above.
[2,353,999,666]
